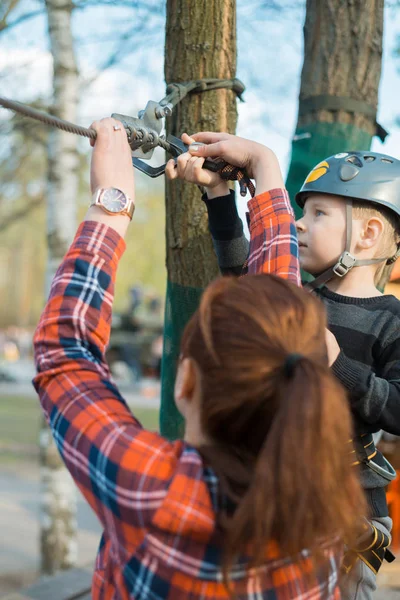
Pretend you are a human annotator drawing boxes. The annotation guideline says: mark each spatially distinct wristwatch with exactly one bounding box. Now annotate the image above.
[90,187,135,220]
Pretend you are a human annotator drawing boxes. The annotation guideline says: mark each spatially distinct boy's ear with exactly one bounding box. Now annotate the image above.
[357,216,385,250]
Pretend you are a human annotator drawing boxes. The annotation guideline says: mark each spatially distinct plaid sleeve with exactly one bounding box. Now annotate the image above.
[247,188,301,285]
[33,220,181,553]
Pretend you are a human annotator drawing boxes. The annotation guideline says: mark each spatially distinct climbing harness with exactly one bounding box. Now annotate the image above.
[342,518,395,576]
[344,431,396,574]
[349,433,396,481]
[0,78,255,197]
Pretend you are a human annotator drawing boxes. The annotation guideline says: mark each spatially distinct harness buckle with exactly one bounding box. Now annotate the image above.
[342,520,394,576]
[332,252,356,277]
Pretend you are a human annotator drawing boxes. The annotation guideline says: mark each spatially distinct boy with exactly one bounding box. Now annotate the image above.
[169,141,400,600]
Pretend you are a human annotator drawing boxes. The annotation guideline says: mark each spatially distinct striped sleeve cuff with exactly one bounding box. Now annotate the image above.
[331,350,370,392]
[248,188,294,229]
[71,220,126,266]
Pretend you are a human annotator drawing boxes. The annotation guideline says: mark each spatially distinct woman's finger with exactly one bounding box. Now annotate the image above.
[176,152,191,178]
[192,157,212,185]
[190,132,231,144]
[189,140,227,159]
[184,156,204,183]
[110,118,129,148]
[192,156,205,178]
[89,120,100,147]
[165,159,178,180]
[181,132,196,146]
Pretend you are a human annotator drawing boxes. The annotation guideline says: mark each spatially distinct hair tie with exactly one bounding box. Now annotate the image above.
[284,353,303,378]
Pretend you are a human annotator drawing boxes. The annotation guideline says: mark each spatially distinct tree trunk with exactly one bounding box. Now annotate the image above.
[160,0,237,439]
[286,0,384,219]
[40,0,79,575]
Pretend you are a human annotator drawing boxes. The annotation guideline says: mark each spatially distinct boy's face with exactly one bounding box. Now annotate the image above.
[296,194,347,275]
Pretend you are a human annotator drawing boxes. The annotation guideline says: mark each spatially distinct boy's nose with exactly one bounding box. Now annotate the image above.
[296,218,305,232]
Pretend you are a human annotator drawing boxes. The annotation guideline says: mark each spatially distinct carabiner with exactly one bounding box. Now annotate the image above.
[132,134,226,178]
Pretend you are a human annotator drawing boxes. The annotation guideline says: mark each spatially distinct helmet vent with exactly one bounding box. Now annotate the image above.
[340,164,360,182]
[346,155,363,168]
[381,158,393,164]
[364,156,376,162]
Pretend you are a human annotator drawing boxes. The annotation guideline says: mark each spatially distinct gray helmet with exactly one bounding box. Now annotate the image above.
[295,151,400,222]
[295,151,400,290]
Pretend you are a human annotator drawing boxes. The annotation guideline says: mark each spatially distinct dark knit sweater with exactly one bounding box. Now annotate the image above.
[205,192,400,513]
[203,190,249,276]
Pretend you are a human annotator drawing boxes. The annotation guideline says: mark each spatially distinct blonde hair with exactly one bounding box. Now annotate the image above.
[352,200,400,288]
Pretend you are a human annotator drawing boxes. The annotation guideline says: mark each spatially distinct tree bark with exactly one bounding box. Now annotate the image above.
[164,0,237,288]
[40,0,79,575]
[161,0,237,438]
[286,0,384,221]
[299,0,383,134]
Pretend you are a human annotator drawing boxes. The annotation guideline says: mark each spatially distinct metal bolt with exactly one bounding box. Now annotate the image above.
[155,103,173,119]
[163,103,173,117]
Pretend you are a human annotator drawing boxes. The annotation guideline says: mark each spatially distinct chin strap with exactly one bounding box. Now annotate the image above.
[305,200,400,291]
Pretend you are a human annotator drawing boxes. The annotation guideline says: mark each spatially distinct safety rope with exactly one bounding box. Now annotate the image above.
[0,96,172,152]
[219,163,255,197]
[0,77,254,197]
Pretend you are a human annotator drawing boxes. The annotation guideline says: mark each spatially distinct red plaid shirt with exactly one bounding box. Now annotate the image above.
[33,190,341,599]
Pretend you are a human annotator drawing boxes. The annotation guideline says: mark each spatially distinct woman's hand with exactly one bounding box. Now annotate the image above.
[186,132,285,195]
[85,117,135,238]
[165,133,230,198]
[89,117,135,200]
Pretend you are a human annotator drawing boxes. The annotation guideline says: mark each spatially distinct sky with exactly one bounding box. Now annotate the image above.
[1,0,400,224]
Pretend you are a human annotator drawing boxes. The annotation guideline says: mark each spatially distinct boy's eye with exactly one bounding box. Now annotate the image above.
[315,209,325,217]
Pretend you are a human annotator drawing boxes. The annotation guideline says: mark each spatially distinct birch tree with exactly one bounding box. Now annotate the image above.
[40,0,79,574]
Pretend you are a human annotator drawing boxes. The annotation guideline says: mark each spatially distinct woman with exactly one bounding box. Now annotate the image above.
[33,118,365,599]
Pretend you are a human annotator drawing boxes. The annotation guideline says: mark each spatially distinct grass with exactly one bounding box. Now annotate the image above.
[0,394,160,463]
[0,395,41,448]
[129,406,160,431]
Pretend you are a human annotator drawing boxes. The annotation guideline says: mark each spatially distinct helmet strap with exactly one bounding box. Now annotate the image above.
[385,244,400,265]
[305,199,395,291]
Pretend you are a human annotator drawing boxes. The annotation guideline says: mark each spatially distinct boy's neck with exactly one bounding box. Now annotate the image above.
[323,264,382,298]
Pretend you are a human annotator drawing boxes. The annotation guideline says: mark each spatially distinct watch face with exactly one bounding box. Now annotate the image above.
[101,188,128,213]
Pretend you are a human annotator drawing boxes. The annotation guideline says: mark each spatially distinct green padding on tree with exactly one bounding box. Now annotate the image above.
[285,121,373,220]
[160,279,203,440]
